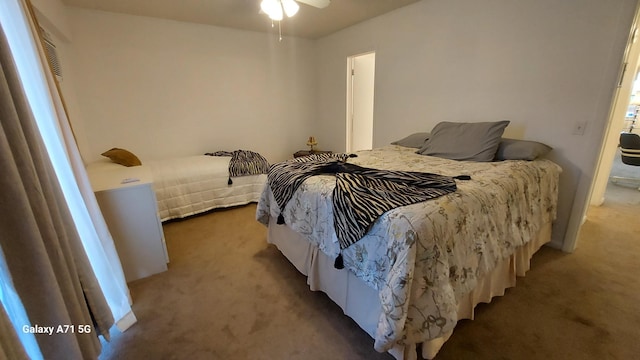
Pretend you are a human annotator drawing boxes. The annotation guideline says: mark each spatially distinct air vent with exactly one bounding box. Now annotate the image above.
[40,27,62,80]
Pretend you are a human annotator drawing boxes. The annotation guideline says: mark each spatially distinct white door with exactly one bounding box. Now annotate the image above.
[347,52,375,152]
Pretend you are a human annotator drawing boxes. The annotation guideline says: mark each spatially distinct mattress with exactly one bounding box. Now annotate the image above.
[86,156,267,222]
[147,155,267,222]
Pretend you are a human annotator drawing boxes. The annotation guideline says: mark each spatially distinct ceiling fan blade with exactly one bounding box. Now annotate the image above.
[296,0,331,9]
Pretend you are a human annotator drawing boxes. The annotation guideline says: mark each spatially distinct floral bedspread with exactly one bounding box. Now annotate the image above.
[256,145,561,352]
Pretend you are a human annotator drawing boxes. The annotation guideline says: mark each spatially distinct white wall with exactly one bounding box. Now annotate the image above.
[31,0,92,160]
[31,0,72,41]
[65,8,317,163]
[36,0,638,249]
[315,0,638,247]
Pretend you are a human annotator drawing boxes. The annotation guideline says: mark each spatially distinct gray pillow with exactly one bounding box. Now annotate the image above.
[391,132,430,148]
[494,138,552,161]
[417,121,510,162]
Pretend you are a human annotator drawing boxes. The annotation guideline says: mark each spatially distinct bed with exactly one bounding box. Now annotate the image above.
[256,137,561,359]
[149,154,267,222]
[88,151,268,222]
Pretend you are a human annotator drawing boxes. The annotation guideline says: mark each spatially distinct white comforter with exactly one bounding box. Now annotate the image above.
[149,156,266,221]
[256,145,561,352]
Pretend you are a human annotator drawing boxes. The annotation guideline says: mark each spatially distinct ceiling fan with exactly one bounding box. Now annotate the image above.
[260,0,331,21]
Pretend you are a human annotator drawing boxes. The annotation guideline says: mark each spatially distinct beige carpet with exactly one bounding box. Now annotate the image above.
[99,190,640,359]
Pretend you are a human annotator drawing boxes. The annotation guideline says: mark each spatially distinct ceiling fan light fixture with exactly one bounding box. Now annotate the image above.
[281,0,299,17]
[260,0,283,21]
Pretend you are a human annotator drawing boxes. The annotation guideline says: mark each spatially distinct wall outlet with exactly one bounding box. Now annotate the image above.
[572,120,587,135]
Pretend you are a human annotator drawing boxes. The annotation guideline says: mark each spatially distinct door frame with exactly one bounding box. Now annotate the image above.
[346,51,376,152]
[564,1,640,252]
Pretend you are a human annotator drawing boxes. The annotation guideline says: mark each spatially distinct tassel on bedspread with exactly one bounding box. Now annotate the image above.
[267,153,469,268]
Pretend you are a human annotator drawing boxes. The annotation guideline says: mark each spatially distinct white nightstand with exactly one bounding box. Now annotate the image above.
[87,162,168,282]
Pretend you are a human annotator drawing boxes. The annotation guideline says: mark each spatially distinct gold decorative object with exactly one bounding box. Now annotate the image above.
[306,136,318,151]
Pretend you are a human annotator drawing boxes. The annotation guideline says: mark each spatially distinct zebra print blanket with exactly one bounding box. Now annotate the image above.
[205,150,269,184]
[268,153,460,257]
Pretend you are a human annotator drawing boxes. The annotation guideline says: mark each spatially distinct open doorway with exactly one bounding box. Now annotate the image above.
[346,52,375,152]
[609,71,640,193]
[593,70,640,206]
[572,9,640,252]
[590,30,640,208]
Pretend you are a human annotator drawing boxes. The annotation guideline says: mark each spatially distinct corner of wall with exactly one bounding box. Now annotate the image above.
[31,0,72,42]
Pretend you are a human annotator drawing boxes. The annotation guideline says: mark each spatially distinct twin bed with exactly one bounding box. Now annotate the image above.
[87,152,267,222]
[256,125,561,360]
[148,154,267,222]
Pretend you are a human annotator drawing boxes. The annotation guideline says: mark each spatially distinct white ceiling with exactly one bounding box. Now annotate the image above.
[61,0,421,39]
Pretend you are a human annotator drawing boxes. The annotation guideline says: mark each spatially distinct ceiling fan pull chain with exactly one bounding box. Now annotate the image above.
[279,21,282,42]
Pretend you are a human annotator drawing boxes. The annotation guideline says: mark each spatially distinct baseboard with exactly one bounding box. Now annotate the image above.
[115,311,137,332]
[545,239,563,250]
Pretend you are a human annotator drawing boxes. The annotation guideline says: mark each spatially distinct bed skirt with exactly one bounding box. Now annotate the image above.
[267,216,552,360]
